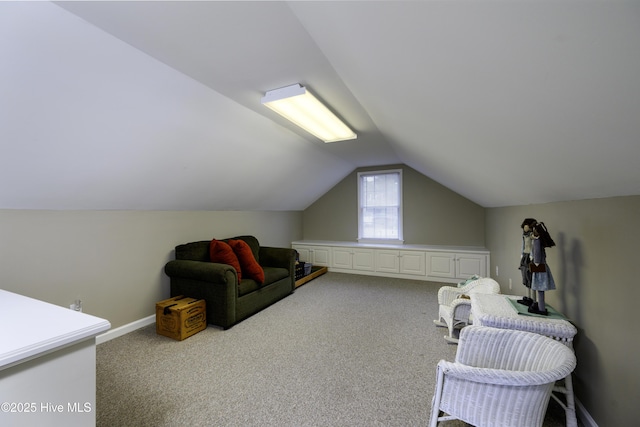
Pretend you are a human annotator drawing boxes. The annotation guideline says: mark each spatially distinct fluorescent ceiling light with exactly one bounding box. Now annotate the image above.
[261,84,357,143]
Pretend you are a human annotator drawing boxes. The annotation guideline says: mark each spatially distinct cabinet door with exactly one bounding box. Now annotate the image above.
[426,252,456,279]
[399,251,426,276]
[353,249,375,271]
[375,250,400,273]
[456,253,486,278]
[292,245,330,267]
[312,247,331,267]
[332,247,353,269]
[293,245,312,263]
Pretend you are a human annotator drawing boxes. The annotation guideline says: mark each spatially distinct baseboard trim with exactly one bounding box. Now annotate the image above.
[96,315,155,345]
[576,397,598,427]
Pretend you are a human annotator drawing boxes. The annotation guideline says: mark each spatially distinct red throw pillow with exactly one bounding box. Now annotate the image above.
[209,239,242,281]
[228,239,265,284]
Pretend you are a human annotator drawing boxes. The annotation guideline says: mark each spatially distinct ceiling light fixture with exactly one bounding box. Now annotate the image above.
[261,84,357,143]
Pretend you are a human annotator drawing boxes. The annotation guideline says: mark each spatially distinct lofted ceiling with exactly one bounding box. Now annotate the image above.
[2,1,639,211]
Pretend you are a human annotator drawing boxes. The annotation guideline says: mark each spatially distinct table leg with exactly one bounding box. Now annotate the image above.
[551,373,578,427]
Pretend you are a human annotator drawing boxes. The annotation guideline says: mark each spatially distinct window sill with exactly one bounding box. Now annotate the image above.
[357,238,404,245]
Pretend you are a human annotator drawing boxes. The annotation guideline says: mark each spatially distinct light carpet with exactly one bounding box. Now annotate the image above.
[96,272,571,426]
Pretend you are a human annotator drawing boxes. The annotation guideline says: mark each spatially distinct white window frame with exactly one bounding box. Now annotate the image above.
[357,169,404,244]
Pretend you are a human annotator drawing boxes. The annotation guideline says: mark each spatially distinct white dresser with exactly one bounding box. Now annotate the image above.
[0,290,110,427]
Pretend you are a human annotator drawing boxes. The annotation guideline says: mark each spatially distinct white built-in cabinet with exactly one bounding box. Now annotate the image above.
[425,251,488,280]
[375,250,426,276]
[293,245,331,267]
[292,241,489,283]
[332,247,374,272]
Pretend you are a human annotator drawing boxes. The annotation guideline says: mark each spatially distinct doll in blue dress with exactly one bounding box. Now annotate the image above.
[529,222,556,315]
[517,218,537,306]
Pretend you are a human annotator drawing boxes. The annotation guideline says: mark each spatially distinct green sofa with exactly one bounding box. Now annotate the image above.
[164,235,295,329]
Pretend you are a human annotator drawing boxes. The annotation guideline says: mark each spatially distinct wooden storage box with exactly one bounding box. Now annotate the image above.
[156,296,206,341]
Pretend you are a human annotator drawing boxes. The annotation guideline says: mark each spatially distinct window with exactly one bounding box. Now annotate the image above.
[357,169,403,243]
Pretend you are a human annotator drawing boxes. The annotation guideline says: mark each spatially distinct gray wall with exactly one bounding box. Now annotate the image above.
[486,196,639,426]
[0,210,303,329]
[304,165,638,425]
[303,164,486,246]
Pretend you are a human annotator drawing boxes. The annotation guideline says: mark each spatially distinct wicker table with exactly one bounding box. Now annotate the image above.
[470,293,578,427]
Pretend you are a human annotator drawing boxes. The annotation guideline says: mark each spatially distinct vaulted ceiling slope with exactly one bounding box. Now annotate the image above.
[2,1,639,211]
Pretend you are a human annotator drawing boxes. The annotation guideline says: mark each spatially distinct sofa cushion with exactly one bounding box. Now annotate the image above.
[228,239,264,284]
[237,278,260,297]
[228,235,260,264]
[263,266,289,285]
[237,267,289,297]
[209,239,242,281]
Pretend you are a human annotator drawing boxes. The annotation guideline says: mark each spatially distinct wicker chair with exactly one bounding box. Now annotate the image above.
[429,325,577,427]
[433,277,500,343]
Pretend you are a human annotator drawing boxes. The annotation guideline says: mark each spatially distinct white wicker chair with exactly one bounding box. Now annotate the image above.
[433,277,500,343]
[429,325,577,427]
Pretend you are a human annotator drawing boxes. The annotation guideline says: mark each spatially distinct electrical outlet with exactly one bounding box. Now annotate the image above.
[509,278,513,290]
[495,266,499,276]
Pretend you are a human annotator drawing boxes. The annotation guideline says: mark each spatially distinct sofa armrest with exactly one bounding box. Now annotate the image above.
[164,259,238,328]
[259,246,295,271]
[164,259,238,283]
